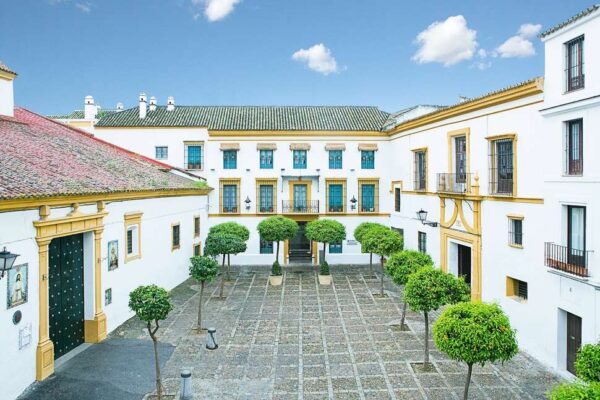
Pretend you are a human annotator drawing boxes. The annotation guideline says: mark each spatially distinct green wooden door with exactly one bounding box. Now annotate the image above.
[49,234,85,359]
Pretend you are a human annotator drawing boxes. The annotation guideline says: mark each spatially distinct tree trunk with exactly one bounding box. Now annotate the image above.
[227,254,231,280]
[322,243,326,266]
[276,241,280,264]
[424,311,430,365]
[369,252,373,276]
[148,323,163,400]
[219,256,226,299]
[380,256,385,296]
[197,281,205,329]
[400,299,408,328]
[464,363,473,400]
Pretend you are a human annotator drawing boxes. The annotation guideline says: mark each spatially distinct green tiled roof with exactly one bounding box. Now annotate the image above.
[48,109,118,120]
[96,106,390,131]
[540,4,599,38]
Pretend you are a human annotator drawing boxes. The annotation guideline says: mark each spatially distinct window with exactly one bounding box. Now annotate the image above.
[454,136,467,182]
[293,150,307,169]
[567,205,586,268]
[326,179,346,213]
[566,119,583,175]
[506,277,528,302]
[223,150,237,169]
[172,223,180,250]
[155,146,168,160]
[220,179,240,214]
[184,142,203,170]
[394,188,401,212]
[489,137,514,195]
[358,179,379,213]
[565,36,584,92]
[194,216,200,238]
[124,212,142,263]
[329,242,343,254]
[260,150,273,169]
[259,184,274,213]
[329,150,343,169]
[414,150,427,191]
[508,217,523,247]
[260,238,273,254]
[418,231,427,253]
[361,150,375,169]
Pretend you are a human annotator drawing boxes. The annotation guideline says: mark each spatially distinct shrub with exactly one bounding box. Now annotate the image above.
[320,261,330,276]
[434,302,518,400]
[576,342,600,383]
[548,382,600,400]
[305,219,346,267]
[271,261,282,276]
[189,256,219,330]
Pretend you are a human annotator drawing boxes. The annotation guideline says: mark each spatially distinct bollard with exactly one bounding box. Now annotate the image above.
[180,368,193,400]
[206,327,218,350]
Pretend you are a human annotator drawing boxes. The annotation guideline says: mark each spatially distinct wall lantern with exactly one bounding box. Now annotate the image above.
[350,196,357,211]
[206,327,218,350]
[244,196,252,211]
[0,246,19,280]
[416,209,438,227]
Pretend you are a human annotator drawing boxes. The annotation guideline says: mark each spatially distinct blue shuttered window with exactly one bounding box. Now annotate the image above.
[260,150,273,169]
[361,150,375,169]
[185,145,203,170]
[260,238,274,254]
[259,185,274,213]
[293,150,307,169]
[223,185,237,213]
[223,150,237,169]
[328,184,343,212]
[361,184,375,212]
[329,242,343,253]
[329,150,343,169]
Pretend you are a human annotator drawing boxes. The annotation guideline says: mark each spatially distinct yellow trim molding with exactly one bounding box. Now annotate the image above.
[447,128,471,174]
[124,212,142,263]
[288,180,313,207]
[209,130,387,137]
[357,178,380,214]
[256,178,278,214]
[325,178,347,214]
[219,178,241,215]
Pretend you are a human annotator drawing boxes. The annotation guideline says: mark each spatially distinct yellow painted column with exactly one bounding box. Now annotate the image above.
[36,240,54,381]
[471,237,482,301]
[84,228,107,343]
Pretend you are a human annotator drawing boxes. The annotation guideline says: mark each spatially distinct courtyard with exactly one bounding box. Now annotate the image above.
[105,265,559,400]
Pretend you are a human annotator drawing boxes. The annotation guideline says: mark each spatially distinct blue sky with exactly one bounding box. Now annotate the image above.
[0,0,594,115]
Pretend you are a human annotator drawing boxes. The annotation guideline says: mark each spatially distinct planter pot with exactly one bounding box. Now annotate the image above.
[318,274,332,285]
[269,275,283,286]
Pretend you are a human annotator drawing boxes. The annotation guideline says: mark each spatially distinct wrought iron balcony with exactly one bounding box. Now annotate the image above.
[437,173,472,194]
[544,242,592,278]
[281,200,319,214]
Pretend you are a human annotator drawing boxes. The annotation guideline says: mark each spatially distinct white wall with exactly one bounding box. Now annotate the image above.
[0,76,15,117]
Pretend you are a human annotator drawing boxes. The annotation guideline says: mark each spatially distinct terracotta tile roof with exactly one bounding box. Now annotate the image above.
[0,108,208,200]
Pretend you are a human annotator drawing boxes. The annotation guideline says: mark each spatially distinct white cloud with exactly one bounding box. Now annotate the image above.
[471,60,492,70]
[292,43,339,75]
[192,0,240,22]
[518,23,542,38]
[75,2,91,13]
[412,15,478,66]
[495,23,540,58]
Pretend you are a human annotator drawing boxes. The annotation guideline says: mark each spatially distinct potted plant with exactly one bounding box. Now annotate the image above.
[257,216,299,286]
[305,219,346,285]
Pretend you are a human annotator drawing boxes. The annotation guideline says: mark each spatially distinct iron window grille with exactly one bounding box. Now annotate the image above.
[329,150,343,169]
[222,184,238,213]
[359,183,377,213]
[489,139,514,195]
[508,218,523,246]
[184,144,203,170]
[508,277,528,301]
[328,183,344,213]
[127,227,134,255]
[260,150,273,169]
[565,36,584,92]
[329,242,343,254]
[394,188,401,212]
[223,150,237,169]
[259,185,275,213]
[361,150,375,169]
[293,150,307,169]
[172,224,180,249]
[418,231,427,253]
[414,151,427,191]
[565,119,583,175]
[155,146,168,160]
[260,238,274,254]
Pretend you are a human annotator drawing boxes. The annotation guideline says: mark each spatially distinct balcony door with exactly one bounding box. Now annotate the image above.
[454,136,467,184]
[567,206,586,267]
[293,184,308,212]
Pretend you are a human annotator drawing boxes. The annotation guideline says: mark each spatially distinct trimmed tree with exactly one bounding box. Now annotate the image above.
[257,216,299,276]
[404,267,470,367]
[208,222,249,280]
[385,250,433,328]
[129,285,174,400]
[434,302,518,400]
[362,227,404,296]
[204,233,247,298]
[189,256,219,330]
[354,222,386,277]
[576,342,600,383]
[305,219,346,275]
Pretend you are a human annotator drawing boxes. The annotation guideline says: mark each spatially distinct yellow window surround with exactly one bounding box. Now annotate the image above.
[447,128,471,174]
[507,214,524,249]
[506,276,527,303]
[219,178,241,214]
[325,178,347,214]
[124,211,143,263]
[486,133,518,197]
[256,178,278,214]
[357,178,379,214]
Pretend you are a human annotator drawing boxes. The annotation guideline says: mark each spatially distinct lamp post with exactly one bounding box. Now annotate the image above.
[0,246,19,280]
[416,209,438,227]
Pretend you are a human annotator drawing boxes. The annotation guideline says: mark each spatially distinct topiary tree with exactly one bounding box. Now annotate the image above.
[362,226,404,296]
[404,267,470,367]
[204,233,247,298]
[129,285,174,400]
[189,256,219,331]
[208,222,249,280]
[576,342,600,383]
[354,222,386,277]
[385,250,433,328]
[257,216,299,276]
[548,382,600,400]
[305,219,346,275]
[434,302,518,400]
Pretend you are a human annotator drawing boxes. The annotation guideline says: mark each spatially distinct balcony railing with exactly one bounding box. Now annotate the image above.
[544,242,592,278]
[282,200,319,214]
[437,173,472,194]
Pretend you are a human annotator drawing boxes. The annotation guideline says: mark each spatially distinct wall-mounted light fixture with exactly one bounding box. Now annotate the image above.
[0,247,19,280]
[244,196,252,211]
[350,196,357,211]
[416,209,438,227]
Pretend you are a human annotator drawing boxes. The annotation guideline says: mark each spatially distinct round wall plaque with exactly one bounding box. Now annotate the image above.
[13,310,22,325]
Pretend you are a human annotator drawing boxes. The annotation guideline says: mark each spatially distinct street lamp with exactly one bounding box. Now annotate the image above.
[416,209,438,227]
[350,196,357,211]
[0,247,19,280]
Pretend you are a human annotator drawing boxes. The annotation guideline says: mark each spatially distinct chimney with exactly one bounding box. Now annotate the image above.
[116,102,124,112]
[167,96,175,111]
[139,92,147,119]
[84,95,97,120]
[0,61,17,117]
[149,96,157,111]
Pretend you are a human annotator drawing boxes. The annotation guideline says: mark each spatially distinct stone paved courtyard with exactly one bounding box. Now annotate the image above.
[113,265,562,399]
